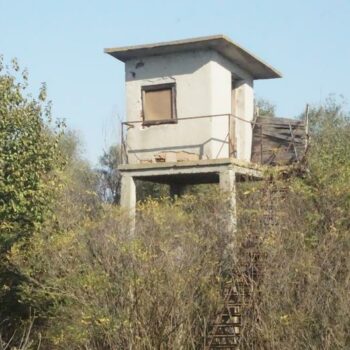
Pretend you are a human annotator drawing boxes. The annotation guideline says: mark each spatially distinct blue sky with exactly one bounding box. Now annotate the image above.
[1,0,349,164]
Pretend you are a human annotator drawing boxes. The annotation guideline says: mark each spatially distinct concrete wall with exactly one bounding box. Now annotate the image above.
[124,49,254,164]
[212,52,254,161]
[234,79,254,161]
[209,56,231,159]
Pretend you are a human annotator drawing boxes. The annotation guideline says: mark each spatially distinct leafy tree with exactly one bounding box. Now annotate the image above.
[0,57,63,337]
[255,97,276,117]
[0,58,63,251]
[56,130,101,229]
[97,145,122,204]
[307,95,350,207]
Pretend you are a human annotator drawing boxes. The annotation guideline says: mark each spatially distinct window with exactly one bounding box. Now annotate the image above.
[142,84,177,125]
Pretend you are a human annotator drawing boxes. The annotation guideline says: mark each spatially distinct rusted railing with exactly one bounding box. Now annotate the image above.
[120,113,248,164]
[120,110,308,166]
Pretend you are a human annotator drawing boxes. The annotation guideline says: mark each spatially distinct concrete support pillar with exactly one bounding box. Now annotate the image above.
[120,175,136,231]
[219,169,237,233]
[170,183,185,199]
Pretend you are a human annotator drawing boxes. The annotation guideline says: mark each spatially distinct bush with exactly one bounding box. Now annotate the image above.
[9,190,234,349]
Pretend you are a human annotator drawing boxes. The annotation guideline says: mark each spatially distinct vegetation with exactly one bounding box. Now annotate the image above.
[0,57,64,341]
[255,98,276,117]
[0,60,349,349]
[235,96,350,349]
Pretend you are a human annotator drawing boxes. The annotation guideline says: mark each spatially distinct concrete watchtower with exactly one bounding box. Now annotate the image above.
[105,35,282,222]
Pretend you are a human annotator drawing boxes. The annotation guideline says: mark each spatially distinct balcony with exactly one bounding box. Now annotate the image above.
[120,113,307,166]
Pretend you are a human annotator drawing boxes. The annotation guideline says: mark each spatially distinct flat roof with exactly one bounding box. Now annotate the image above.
[104,35,282,80]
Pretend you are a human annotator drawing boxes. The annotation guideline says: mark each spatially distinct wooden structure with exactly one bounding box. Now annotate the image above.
[251,115,307,165]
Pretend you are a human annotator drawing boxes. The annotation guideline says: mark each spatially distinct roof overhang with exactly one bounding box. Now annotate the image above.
[104,35,282,80]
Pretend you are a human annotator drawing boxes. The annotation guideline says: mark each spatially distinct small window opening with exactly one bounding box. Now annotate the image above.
[142,84,176,125]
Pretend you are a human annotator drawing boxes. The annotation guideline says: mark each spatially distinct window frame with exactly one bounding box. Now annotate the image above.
[141,83,177,126]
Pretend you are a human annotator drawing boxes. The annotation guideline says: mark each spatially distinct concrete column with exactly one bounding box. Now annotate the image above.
[219,168,237,233]
[234,79,254,162]
[120,175,136,231]
[170,183,185,199]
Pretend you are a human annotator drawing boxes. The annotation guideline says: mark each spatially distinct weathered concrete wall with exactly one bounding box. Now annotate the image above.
[125,50,213,163]
[209,57,231,159]
[213,52,254,162]
[124,49,254,164]
[234,79,254,161]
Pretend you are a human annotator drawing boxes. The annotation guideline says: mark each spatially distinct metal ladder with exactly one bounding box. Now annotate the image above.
[205,184,286,349]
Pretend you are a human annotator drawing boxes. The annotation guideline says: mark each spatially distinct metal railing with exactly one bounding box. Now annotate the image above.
[120,110,308,165]
[120,113,245,164]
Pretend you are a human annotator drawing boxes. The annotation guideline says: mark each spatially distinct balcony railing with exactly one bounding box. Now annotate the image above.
[120,111,308,166]
[121,113,242,165]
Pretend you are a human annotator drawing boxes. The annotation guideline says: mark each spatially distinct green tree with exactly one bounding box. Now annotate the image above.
[255,97,276,117]
[98,145,122,204]
[56,130,101,229]
[294,95,350,234]
[0,57,63,337]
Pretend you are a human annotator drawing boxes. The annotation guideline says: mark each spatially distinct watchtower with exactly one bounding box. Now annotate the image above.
[105,35,282,223]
